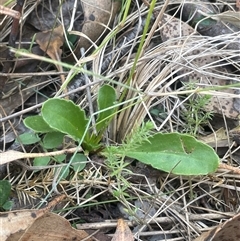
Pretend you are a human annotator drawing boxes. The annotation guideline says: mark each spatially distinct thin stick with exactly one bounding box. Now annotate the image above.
[0,147,83,165]
[0,5,20,19]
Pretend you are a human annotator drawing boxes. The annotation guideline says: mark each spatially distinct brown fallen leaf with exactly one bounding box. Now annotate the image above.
[0,195,65,241]
[36,25,64,64]
[199,128,229,148]
[194,212,240,241]
[111,219,134,241]
[36,25,66,90]
[7,212,93,241]
[74,0,120,55]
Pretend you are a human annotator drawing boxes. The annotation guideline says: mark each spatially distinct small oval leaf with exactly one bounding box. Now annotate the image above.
[42,99,89,141]
[70,153,87,172]
[125,133,219,175]
[24,116,54,133]
[33,156,51,167]
[42,132,65,149]
[17,132,40,145]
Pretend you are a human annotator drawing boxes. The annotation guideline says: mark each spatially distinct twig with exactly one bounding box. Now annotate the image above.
[0,147,82,165]
[218,163,240,174]
[76,212,234,230]
[0,5,21,19]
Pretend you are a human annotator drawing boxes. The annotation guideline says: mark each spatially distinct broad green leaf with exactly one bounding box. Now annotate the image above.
[96,85,117,132]
[24,116,54,133]
[70,153,87,172]
[0,180,11,207]
[33,156,51,166]
[42,132,65,149]
[125,133,219,175]
[42,99,89,141]
[17,132,40,145]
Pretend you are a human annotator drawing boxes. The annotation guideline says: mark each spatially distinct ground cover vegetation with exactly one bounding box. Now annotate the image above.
[0,0,240,240]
